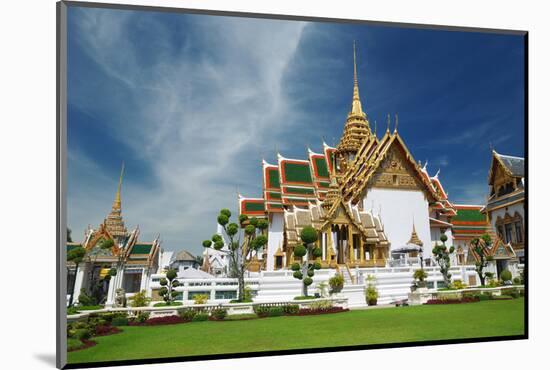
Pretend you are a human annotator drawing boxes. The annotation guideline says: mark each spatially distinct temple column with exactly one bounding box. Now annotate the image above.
[369,245,374,262]
[348,227,354,263]
[360,238,365,263]
[327,230,334,264]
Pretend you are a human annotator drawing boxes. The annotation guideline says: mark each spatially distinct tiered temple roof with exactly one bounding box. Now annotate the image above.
[483,150,525,213]
[451,205,489,242]
[283,200,389,248]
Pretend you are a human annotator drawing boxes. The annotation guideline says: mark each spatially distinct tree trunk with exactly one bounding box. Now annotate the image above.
[238,273,245,301]
[301,260,308,297]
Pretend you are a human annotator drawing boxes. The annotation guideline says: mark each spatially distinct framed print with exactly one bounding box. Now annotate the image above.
[57,1,527,368]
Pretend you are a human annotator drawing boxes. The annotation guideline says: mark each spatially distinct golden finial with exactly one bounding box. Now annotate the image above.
[386,113,391,133]
[113,162,124,210]
[350,41,364,117]
[374,120,377,136]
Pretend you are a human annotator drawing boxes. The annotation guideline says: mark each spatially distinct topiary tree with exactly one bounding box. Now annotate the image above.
[432,234,455,288]
[471,233,494,286]
[67,246,86,307]
[159,268,180,305]
[291,226,321,297]
[202,209,268,302]
[500,269,512,283]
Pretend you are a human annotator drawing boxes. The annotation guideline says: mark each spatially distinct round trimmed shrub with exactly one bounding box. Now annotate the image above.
[300,227,318,244]
[312,248,322,258]
[220,209,231,218]
[226,223,239,236]
[307,269,314,277]
[217,214,229,226]
[202,240,212,248]
[294,245,307,257]
[313,261,322,270]
[293,271,303,279]
[257,219,269,230]
[500,270,512,281]
[303,277,313,286]
[166,269,177,280]
[244,224,256,235]
[291,263,301,271]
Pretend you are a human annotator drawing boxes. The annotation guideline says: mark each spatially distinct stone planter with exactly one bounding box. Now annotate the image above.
[408,290,432,305]
[367,299,378,306]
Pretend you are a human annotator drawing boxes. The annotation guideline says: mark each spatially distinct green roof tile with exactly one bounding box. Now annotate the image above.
[285,187,315,195]
[244,202,265,212]
[314,157,329,178]
[131,244,152,255]
[454,209,486,222]
[267,168,280,188]
[282,162,313,184]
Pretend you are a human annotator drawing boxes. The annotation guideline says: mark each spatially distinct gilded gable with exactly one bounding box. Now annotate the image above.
[369,145,422,191]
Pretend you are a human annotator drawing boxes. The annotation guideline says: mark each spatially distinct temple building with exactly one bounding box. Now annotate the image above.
[67,164,162,306]
[481,150,525,264]
[231,44,460,273]
[450,205,489,265]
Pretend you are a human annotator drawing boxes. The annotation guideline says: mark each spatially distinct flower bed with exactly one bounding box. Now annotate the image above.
[426,297,480,305]
[93,325,122,336]
[129,315,184,326]
[295,307,348,316]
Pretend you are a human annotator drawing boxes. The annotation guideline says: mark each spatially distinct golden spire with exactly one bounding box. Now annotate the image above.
[337,42,371,156]
[113,162,124,211]
[322,152,341,211]
[103,161,128,243]
[350,41,364,117]
[408,222,423,246]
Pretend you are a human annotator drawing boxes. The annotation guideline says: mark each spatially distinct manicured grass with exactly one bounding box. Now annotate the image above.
[68,298,524,364]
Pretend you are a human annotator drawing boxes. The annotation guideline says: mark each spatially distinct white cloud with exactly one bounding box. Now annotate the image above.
[67,9,306,254]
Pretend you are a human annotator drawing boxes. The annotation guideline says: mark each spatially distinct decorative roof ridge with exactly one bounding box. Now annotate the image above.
[494,150,524,161]
[262,159,277,168]
[278,154,309,164]
[343,132,442,203]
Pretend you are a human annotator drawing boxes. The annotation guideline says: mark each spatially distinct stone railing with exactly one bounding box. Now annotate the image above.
[67,297,349,321]
[431,285,525,299]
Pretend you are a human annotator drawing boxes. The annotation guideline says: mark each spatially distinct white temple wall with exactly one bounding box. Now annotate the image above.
[430,227,442,247]
[363,188,432,257]
[266,213,284,271]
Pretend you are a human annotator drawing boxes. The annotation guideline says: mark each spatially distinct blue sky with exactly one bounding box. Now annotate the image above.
[67,6,525,254]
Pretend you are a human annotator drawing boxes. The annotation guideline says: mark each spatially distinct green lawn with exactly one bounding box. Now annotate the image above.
[68,298,524,364]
